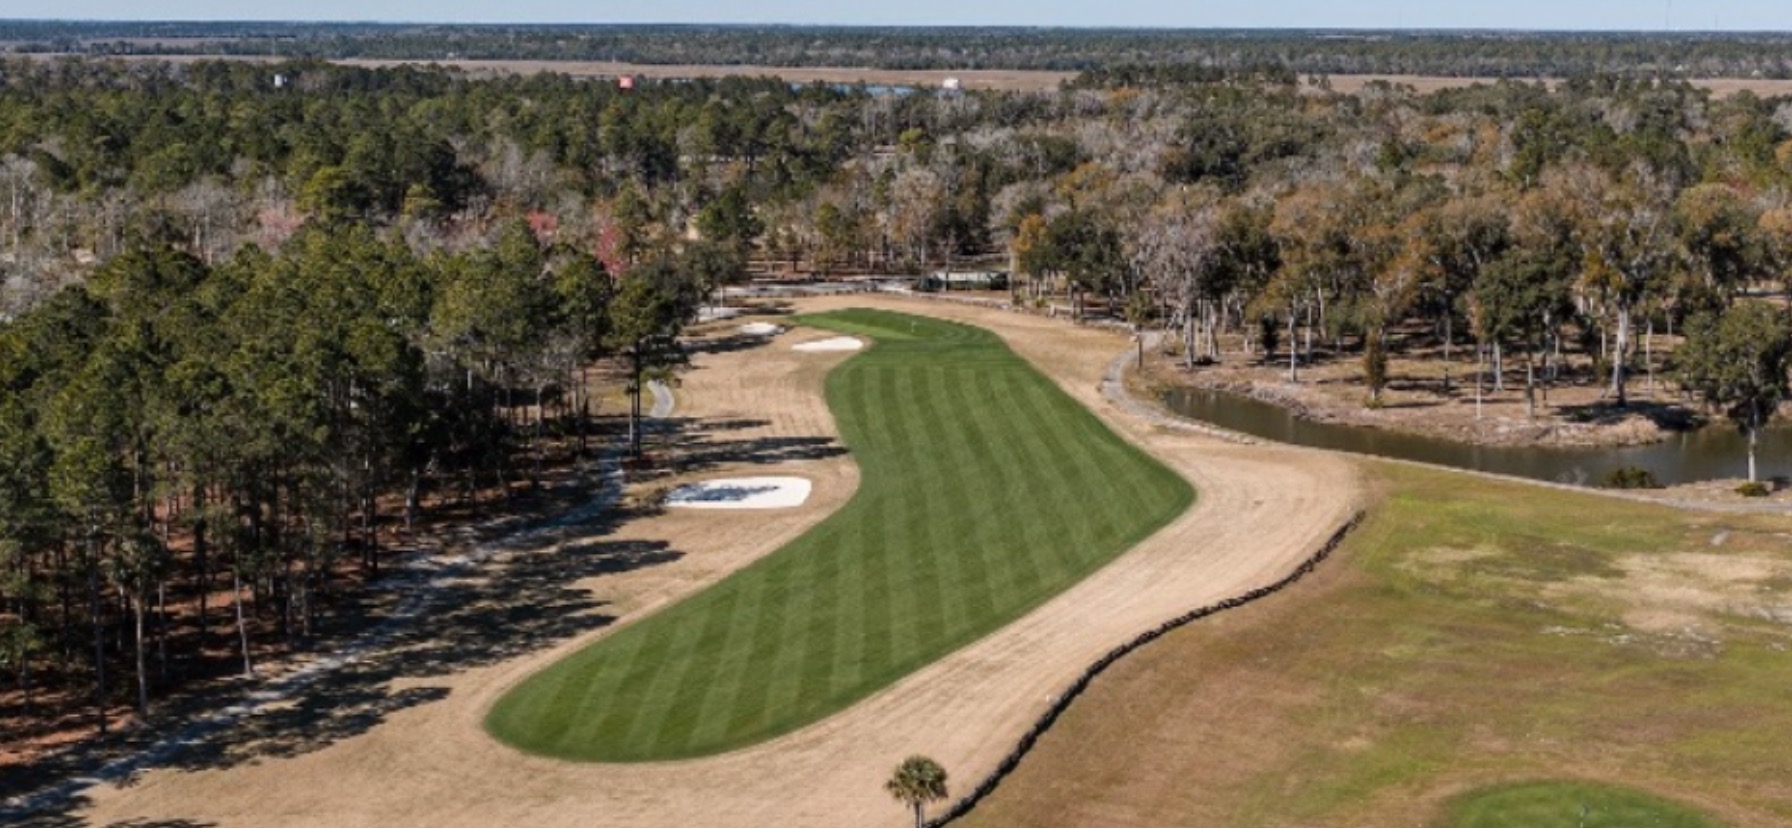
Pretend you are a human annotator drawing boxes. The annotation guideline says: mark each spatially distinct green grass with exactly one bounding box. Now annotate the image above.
[1444,781,1719,828]
[485,309,1194,761]
[957,462,1791,827]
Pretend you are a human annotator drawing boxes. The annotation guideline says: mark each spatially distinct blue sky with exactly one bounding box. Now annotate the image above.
[6,0,1792,30]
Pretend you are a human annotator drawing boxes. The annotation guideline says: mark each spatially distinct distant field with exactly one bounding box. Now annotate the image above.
[63,53,1079,91]
[485,309,1193,761]
[959,461,1792,827]
[33,53,1792,96]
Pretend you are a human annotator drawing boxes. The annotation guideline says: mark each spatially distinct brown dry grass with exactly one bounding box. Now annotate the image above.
[956,460,1792,828]
[63,295,1362,828]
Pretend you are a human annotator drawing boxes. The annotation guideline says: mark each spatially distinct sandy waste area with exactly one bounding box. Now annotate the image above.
[64,295,1364,828]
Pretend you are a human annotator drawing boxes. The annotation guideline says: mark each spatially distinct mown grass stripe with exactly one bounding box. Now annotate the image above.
[485,309,1194,761]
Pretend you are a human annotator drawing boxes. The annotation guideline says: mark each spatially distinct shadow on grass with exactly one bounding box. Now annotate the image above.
[4,486,683,824]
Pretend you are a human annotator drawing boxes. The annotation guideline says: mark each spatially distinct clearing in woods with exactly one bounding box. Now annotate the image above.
[485,309,1195,761]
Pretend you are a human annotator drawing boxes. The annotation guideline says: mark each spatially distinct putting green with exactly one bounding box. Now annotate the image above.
[485,309,1194,761]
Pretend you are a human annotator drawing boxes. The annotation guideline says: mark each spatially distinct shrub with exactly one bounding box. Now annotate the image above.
[1737,481,1770,498]
[1602,466,1662,490]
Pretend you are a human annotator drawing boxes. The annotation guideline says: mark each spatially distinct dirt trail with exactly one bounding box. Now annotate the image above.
[71,297,1363,828]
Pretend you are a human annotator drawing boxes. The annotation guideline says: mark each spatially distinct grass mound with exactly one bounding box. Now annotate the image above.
[486,309,1194,761]
[1444,781,1719,828]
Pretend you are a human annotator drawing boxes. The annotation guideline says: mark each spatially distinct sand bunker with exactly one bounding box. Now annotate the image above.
[665,477,814,510]
[793,336,864,352]
[740,322,784,337]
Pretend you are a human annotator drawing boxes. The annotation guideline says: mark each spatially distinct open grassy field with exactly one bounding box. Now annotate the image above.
[485,309,1194,762]
[958,461,1792,827]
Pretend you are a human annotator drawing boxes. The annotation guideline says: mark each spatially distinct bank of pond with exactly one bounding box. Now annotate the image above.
[1164,388,1792,487]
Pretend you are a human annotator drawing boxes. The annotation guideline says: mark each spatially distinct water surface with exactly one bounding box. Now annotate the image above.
[1164,388,1792,486]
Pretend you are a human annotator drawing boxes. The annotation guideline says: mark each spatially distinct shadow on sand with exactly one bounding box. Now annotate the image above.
[6,481,681,826]
[7,326,846,827]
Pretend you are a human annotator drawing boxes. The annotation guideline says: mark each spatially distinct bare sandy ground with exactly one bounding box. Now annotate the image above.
[72,296,1363,828]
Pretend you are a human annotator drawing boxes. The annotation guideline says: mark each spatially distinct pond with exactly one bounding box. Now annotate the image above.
[1163,387,1792,487]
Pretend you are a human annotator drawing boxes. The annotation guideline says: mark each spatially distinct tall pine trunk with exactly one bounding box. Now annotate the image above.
[233,566,254,679]
[89,541,106,737]
[133,594,148,718]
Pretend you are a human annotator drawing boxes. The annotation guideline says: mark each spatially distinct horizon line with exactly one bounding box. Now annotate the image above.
[4,19,1792,35]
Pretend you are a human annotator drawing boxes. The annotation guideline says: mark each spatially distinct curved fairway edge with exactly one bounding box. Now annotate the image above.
[484,309,1195,762]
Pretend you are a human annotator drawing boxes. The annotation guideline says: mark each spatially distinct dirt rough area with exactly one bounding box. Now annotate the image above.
[68,296,1363,828]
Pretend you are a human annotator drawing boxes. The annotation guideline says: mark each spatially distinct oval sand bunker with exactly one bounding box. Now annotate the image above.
[665,476,813,510]
[792,336,864,352]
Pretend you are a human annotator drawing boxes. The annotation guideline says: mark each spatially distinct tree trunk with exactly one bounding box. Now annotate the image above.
[1475,341,1486,420]
[19,655,31,716]
[133,594,148,717]
[89,543,107,737]
[1442,313,1453,395]
[1611,308,1630,407]
[1524,346,1537,420]
[1287,307,1299,383]
[1748,426,1758,484]
[1748,408,1760,483]
[406,468,421,532]
[363,491,379,578]
[1644,315,1655,393]
[155,581,168,683]
[1492,342,1504,392]
[233,566,254,679]
[194,484,208,648]
[1183,306,1195,370]
[629,349,645,457]
[1302,301,1314,367]
[575,365,589,457]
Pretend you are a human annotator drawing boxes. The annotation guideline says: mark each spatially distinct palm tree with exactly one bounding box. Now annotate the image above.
[885,755,949,828]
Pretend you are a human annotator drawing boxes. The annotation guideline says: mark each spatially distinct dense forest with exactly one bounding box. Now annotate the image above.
[3,55,1792,773]
[6,22,1792,78]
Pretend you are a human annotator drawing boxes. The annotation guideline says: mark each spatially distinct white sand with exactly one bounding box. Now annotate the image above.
[792,336,864,352]
[739,322,784,337]
[665,476,814,510]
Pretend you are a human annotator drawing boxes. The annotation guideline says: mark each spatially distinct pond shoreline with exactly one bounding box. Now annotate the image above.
[1148,365,1702,451]
[1133,368,1792,503]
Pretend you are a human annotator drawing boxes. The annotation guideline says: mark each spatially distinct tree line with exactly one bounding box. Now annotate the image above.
[10,23,1792,79]
[0,211,715,745]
